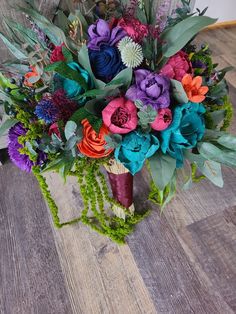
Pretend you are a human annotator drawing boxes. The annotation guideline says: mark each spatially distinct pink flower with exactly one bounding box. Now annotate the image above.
[160,51,193,82]
[102,97,138,134]
[48,123,61,138]
[50,44,65,63]
[117,18,148,43]
[150,108,172,131]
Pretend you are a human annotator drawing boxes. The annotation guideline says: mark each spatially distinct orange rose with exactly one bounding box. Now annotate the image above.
[24,66,40,87]
[78,119,113,158]
[182,74,209,103]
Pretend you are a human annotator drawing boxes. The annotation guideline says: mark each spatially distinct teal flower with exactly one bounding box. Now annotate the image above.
[54,62,91,100]
[161,102,206,167]
[115,131,159,175]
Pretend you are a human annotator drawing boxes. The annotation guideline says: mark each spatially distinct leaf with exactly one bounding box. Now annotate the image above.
[62,46,73,63]
[78,45,105,89]
[87,116,103,134]
[162,16,217,58]
[138,106,157,127]
[217,134,236,151]
[69,107,89,124]
[65,135,78,151]
[105,134,122,149]
[0,118,18,137]
[17,5,66,46]
[149,152,176,191]
[0,32,28,60]
[54,10,70,33]
[77,89,105,99]
[108,68,133,89]
[41,157,64,173]
[170,79,188,104]
[207,109,226,129]
[198,142,236,167]
[64,121,77,140]
[44,62,88,91]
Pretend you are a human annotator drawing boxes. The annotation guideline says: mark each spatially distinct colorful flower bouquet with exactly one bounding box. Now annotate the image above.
[0,0,235,243]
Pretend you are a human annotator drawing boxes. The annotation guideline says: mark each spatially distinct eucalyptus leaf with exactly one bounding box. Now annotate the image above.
[170,79,188,104]
[0,32,28,60]
[65,135,78,151]
[149,152,176,191]
[217,134,236,151]
[162,16,217,58]
[64,121,77,140]
[0,118,18,137]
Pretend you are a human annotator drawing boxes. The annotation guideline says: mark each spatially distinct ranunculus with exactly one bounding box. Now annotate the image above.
[88,19,126,51]
[115,131,160,175]
[126,69,170,109]
[48,123,61,138]
[50,44,65,63]
[161,102,206,167]
[117,18,148,43]
[150,108,172,131]
[102,97,138,134]
[160,51,193,82]
[182,74,209,103]
[53,62,91,99]
[78,119,113,158]
[89,45,125,83]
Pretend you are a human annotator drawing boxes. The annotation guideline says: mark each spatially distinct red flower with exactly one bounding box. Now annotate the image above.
[117,18,148,43]
[50,44,66,63]
[48,123,61,138]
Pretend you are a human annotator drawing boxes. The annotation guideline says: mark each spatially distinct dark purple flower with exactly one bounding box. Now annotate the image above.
[126,69,171,109]
[8,123,46,173]
[87,19,126,51]
[35,96,59,124]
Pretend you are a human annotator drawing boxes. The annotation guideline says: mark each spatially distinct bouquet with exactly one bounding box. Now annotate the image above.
[0,0,235,243]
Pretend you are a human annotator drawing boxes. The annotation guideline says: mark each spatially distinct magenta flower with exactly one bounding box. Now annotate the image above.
[150,108,172,131]
[160,51,193,82]
[102,97,138,134]
[126,69,170,109]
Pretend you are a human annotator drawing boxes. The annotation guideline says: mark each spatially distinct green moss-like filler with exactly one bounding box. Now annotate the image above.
[205,96,234,131]
[33,159,149,244]
[191,163,205,183]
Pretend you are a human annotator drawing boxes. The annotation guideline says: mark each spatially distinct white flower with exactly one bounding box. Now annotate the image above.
[118,37,144,68]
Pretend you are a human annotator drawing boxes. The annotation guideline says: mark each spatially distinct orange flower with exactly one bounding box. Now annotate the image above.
[182,74,209,103]
[24,66,40,87]
[78,119,113,158]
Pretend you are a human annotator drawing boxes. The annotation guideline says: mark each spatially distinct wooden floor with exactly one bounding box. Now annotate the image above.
[1,1,236,313]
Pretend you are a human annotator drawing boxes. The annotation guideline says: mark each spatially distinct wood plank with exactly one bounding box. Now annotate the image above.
[44,172,156,314]
[127,197,234,314]
[0,161,72,314]
[179,206,236,312]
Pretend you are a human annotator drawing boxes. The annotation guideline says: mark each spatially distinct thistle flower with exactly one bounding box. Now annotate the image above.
[118,37,143,68]
[35,96,59,124]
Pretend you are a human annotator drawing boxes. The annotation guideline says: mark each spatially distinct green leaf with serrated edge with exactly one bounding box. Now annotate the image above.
[69,107,89,124]
[148,151,176,191]
[64,121,77,140]
[78,45,105,89]
[44,62,87,91]
[62,46,73,63]
[17,6,66,46]
[161,16,217,58]
[0,119,18,137]
[198,142,236,167]
[170,79,188,104]
[87,116,103,134]
[217,134,236,151]
[0,32,28,60]
[184,150,224,187]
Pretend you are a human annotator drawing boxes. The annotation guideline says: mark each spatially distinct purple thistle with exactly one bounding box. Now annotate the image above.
[8,123,46,173]
[35,97,59,124]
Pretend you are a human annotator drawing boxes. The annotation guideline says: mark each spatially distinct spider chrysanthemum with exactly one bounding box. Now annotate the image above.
[118,37,144,68]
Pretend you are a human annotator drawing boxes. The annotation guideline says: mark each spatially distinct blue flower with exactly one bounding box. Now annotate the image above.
[115,131,160,175]
[54,62,91,99]
[161,102,206,167]
[35,97,59,124]
[89,44,125,83]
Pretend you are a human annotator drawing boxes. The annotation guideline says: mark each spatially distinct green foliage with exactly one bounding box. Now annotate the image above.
[62,46,73,63]
[105,134,123,150]
[138,105,157,130]
[148,152,176,191]
[170,79,188,104]
[0,32,28,60]
[0,118,18,137]
[161,16,217,58]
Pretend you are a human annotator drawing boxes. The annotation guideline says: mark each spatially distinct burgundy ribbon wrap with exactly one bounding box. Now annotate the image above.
[107,171,133,208]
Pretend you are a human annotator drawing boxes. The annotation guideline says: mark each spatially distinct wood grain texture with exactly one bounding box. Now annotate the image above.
[44,172,156,314]
[0,161,72,314]
[179,206,236,312]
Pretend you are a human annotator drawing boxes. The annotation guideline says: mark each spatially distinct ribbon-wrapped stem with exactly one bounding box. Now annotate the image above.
[104,159,134,217]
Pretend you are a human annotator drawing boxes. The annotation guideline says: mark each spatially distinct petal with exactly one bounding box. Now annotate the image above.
[198,86,209,95]
[182,74,192,86]
[192,76,202,89]
[134,69,151,86]
[190,95,206,103]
